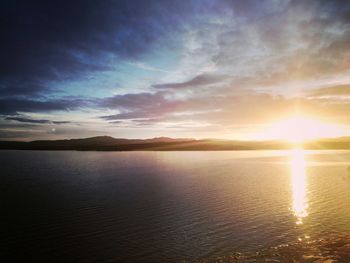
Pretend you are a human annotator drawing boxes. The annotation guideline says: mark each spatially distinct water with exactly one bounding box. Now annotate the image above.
[1,150,350,262]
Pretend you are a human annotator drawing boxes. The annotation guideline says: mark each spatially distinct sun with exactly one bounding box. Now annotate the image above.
[256,115,344,143]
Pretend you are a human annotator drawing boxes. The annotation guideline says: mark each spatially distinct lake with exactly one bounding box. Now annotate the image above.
[1,150,350,262]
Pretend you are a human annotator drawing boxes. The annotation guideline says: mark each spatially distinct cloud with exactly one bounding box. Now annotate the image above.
[98,86,350,130]
[100,92,181,121]
[5,117,51,124]
[0,98,88,115]
[98,90,283,125]
[2,0,350,140]
[199,0,350,88]
[153,74,225,90]
[0,0,193,97]
[126,61,172,73]
[4,117,71,125]
[309,85,350,96]
[2,0,350,98]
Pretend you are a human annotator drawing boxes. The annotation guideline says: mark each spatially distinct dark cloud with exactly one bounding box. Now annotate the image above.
[100,92,180,120]
[2,0,349,98]
[100,92,166,110]
[223,0,280,17]
[99,90,280,125]
[4,116,71,125]
[52,121,71,125]
[5,117,50,124]
[0,0,191,97]
[0,97,87,115]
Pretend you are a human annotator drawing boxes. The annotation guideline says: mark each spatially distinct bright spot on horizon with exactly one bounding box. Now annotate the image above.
[255,115,345,143]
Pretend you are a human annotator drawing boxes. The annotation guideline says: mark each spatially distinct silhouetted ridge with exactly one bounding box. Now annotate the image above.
[2,136,350,151]
[0,136,197,150]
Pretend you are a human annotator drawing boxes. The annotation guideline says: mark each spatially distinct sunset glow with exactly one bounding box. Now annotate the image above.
[3,2,350,262]
[255,115,345,143]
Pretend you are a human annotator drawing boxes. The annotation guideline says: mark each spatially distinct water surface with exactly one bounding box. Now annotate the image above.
[1,150,350,262]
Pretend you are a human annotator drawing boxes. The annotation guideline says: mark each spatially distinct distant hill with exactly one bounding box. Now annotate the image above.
[304,137,350,150]
[0,136,199,151]
[1,136,350,151]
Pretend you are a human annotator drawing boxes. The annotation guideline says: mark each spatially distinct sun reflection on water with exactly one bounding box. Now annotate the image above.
[290,148,308,225]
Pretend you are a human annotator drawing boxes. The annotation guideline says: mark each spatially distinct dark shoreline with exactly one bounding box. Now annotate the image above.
[2,135,350,151]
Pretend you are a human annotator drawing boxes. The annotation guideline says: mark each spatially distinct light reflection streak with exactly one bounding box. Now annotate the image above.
[290,148,308,225]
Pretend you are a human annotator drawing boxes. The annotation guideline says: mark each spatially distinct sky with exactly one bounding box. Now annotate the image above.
[1,0,350,141]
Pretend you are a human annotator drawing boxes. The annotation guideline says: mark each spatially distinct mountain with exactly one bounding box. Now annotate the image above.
[0,136,198,151]
[2,136,350,151]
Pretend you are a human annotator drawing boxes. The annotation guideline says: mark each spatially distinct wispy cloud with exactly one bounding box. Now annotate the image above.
[5,117,71,125]
[125,61,172,73]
